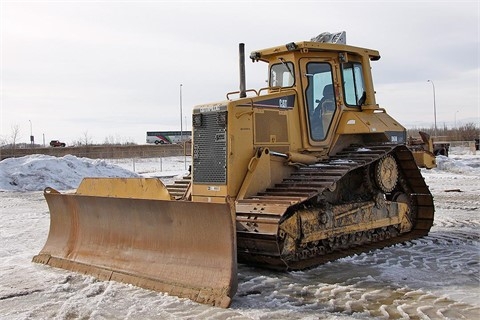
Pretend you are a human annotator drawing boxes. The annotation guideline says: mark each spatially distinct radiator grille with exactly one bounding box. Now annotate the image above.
[193,111,227,184]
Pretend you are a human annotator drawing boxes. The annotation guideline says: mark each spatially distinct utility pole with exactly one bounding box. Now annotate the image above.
[427,80,437,138]
[180,84,183,142]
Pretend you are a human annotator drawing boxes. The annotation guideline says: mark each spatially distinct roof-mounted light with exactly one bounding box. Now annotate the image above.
[250,51,261,62]
[285,42,298,51]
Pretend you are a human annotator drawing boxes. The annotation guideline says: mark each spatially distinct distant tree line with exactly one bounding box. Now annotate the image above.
[1,127,137,149]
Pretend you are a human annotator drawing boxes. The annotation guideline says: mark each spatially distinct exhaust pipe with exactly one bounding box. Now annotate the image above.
[239,43,246,98]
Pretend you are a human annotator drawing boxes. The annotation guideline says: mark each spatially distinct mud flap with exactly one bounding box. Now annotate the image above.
[33,181,237,308]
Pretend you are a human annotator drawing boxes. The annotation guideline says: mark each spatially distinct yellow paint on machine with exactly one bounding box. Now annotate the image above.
[33,179,237,308]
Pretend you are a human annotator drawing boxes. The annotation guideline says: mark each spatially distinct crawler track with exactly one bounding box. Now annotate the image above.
[235,144,434,270]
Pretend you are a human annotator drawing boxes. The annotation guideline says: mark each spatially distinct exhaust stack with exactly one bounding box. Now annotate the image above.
[239,43,246,98]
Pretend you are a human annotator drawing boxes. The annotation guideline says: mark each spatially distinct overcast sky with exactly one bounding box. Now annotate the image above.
[1,0,478,145]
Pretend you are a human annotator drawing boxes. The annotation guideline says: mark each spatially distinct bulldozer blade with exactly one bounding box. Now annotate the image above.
[33,179,237,308]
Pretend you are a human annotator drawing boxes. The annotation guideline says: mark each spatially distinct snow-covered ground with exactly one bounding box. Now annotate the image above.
[0,151,479,319]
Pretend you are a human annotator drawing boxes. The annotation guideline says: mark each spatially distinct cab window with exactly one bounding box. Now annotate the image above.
[342,62,365,106]
[305,62,335,141]
[270,62,295,87]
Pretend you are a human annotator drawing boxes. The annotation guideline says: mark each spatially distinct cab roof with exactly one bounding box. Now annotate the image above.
[250,40,381,63]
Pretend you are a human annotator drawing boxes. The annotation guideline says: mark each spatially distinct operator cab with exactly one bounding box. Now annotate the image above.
[252,31,380,148]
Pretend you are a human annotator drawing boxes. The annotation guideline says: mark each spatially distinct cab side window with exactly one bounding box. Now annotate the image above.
[342,62,365,106]
[270,62,295,87]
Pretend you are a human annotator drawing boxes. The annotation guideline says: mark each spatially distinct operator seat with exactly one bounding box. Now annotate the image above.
[318,84,335,113]
[311,84,336,139]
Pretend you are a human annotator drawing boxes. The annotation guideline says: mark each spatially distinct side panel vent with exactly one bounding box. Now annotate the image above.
[254,110,288,144]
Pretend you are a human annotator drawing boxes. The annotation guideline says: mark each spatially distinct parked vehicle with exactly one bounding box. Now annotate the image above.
[49,140,66,147]
[146,131,191,144]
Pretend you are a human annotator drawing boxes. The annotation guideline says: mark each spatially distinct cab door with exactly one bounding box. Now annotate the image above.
[299,57,340,148]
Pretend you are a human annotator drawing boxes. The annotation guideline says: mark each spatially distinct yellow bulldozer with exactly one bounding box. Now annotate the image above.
[407,131,437,169]
[34,32,434,308]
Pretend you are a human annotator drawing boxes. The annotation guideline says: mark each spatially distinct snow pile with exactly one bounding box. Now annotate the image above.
[435,155,480,174]
[0,154,139,192]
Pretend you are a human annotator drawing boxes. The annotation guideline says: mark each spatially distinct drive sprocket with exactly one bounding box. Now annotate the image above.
[374,154,398,193]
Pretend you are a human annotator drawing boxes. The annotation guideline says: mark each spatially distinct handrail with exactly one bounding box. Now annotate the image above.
[226,89,258,100]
